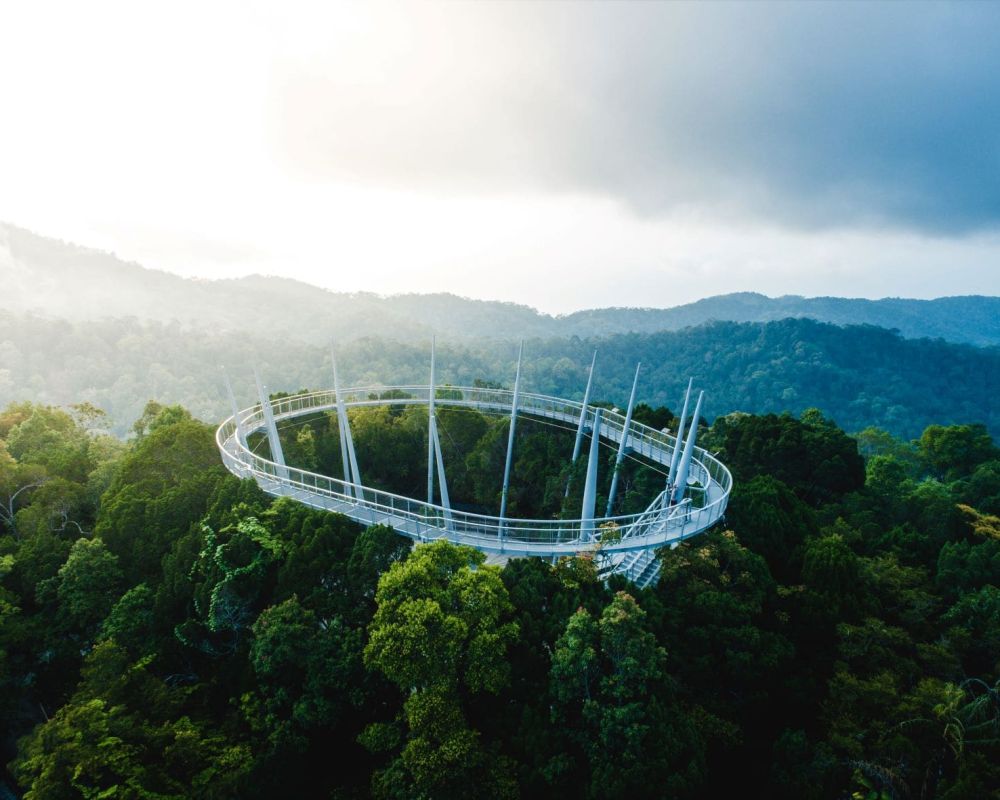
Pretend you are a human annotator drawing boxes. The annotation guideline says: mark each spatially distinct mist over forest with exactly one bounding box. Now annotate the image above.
[4,1,1000,796]
[2,208,999,800]
[3,222,1000,346]
[1,222,998,441]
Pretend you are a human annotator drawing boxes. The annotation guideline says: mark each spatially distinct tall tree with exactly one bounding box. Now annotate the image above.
[362,540,519,799]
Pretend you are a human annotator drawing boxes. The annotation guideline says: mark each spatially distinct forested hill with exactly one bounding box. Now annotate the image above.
[2,394,1000,798]
[1,311,996,440]
[3,221,999,345]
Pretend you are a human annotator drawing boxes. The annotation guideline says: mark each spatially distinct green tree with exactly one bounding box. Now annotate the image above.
[97,417,226,579]
[11,642,252,799]
[717,410,865,506]
[550,592,705,798]
[131,400,194,439]
[727,475,817,582]
[803,534,862,618]
[250,596,364,747]
[99,583,157,657]
[362,540,519,799]
[918,424,998,481]
[56,537,123,634]
[176,517,282,657]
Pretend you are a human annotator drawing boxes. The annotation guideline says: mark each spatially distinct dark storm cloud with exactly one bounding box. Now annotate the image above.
[275,2,1000,233]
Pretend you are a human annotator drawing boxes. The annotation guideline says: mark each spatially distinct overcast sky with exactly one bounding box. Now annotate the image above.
[1,1,998,313]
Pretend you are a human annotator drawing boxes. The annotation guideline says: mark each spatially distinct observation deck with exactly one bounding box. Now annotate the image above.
[216,381,732,588]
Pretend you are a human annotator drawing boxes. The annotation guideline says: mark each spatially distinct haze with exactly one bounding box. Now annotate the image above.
[1,1,998,314]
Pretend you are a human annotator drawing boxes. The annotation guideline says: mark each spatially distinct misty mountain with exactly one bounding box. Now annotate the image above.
[2,221,998,345]
[1,310,996,441]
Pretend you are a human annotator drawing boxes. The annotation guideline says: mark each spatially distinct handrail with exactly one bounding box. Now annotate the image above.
[215,385,732,556]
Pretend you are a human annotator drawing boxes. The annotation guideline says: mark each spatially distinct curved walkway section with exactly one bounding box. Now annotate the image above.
[216,386,732,565]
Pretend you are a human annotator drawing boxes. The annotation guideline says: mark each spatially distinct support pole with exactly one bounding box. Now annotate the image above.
[431,414,453,529]
[222,366,243,443]
[332,349,362,498]
[667,378,693,492]
[427,337,436,506]
[253,367,287,478]
[570,350,597,464]
[671,390,704,504]
[336,412,351,487]
[330,348,352,492]
[606,362,641,517]
[566,350,597,497]
[498,340,524,534]
[580,408,603,542]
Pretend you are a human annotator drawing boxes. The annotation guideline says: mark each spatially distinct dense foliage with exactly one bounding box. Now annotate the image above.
[273,402,667,519]
[1,399,999,798]
[2,311,998,440]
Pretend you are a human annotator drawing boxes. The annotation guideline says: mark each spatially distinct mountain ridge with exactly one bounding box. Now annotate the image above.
[2,220,998,345]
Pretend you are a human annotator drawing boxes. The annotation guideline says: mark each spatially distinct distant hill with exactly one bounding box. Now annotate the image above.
[2,221,998,346]
[1,310,996,440]
[559,294,1000,346]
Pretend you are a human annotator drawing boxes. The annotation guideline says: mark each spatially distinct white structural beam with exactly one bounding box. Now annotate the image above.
[253,366,287,478]
[336,412,351,485]
[580,408,603,541]
[431,414,453,529]
[605,362,641,517]
[667,378,693,492]
[570,350,597,464]
[330,348,352,489]
[498,340,524,531]
[671,390,704,504]
[428,337,436,506]
[566,350,597,497]
[331,349,363,498]
[222,366,243,442]
[215,383,733,573]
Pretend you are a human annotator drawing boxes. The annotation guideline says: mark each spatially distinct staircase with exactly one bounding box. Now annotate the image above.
[612,546,662,589]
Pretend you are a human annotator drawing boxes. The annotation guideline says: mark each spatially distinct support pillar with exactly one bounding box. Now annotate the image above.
[580,408,603,542]
[566,350,597,497]
[671,390,704,504]
[606,362,641,517]
[222,366,243,443]
[428,337,436,506]
[330,348,352,493]
[431,414,453,529]
[667,378,693,492]
[332,349,362,499]
[498,340,524,535]
[253,367,287,479]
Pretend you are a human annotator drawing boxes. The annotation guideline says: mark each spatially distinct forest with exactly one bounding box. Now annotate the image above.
[1,311,998,442]
[1,394,999,799]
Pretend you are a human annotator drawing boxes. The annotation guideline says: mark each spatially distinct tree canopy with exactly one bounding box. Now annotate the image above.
[1,400,998,799]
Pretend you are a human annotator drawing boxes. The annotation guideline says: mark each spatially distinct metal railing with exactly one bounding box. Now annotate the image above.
[215,386,732,556]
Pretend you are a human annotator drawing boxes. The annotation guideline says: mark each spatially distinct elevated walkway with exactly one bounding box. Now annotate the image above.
[216,385,732,584]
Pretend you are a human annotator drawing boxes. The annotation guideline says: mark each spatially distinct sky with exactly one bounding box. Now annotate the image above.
[0,0,998,313]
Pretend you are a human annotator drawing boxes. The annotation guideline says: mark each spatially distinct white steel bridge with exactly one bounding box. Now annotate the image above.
[215,350,732,588]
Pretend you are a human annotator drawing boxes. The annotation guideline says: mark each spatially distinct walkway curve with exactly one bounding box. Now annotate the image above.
[216,385,732,574]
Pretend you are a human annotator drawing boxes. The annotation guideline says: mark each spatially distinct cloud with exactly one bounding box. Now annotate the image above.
[272,2,1000,234]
